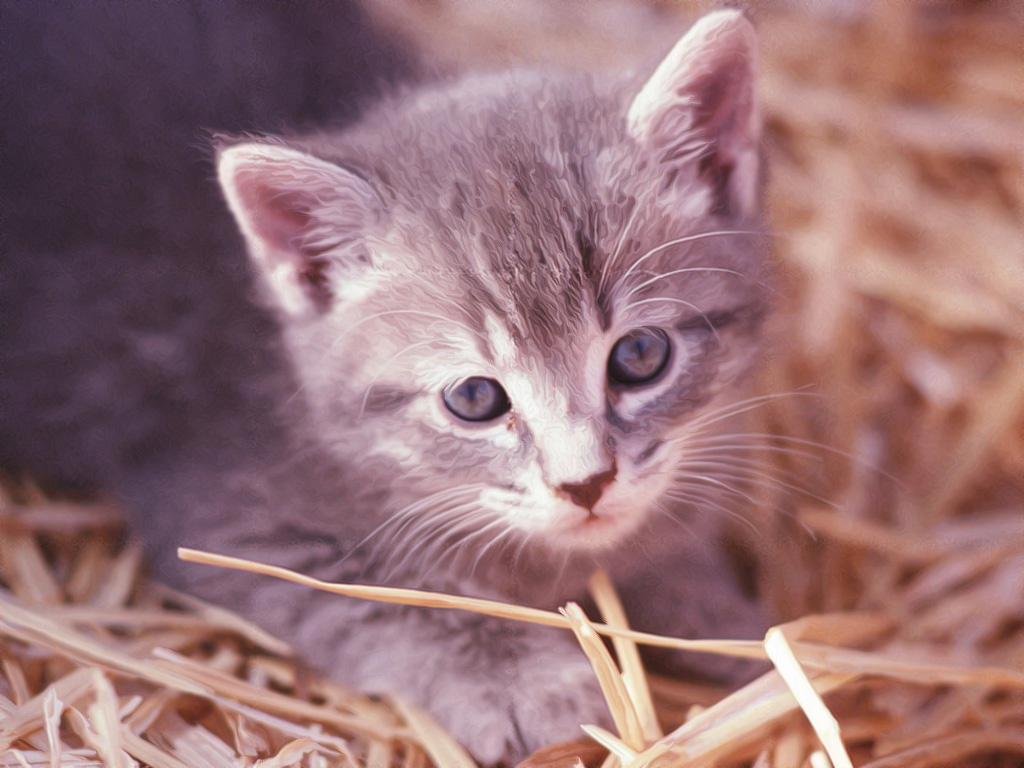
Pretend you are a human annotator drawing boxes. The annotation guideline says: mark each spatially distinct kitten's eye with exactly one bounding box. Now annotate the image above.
[608,328,670,385]
[444,377,510,422]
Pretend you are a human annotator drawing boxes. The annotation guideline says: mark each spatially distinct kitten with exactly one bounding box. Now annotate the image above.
[5,4,771,762]
[140,10,770,763]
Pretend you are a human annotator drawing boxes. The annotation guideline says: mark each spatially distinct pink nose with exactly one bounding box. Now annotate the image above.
[558,462,617,510]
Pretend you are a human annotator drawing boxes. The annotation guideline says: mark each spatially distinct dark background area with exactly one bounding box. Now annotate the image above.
[1,0,414,493]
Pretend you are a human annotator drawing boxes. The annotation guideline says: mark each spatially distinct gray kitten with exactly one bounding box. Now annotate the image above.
[138,10,771,763]
[5,4,770,761]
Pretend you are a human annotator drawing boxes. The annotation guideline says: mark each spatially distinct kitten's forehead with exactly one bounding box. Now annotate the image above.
[307,74,616,324]
[452,175,596,357]
[321,70,764,370]
[393,89,607,359]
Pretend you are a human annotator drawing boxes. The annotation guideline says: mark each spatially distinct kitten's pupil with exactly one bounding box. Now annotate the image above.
[444,377,510,422]
[609,328,670,385]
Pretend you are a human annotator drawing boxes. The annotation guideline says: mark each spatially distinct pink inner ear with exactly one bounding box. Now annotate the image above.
[220,144,379,314]
[244,182,316,256]
[637,33,758,215]
[684,61,753,215]
[235,176,334,308]
[685,66,748,136]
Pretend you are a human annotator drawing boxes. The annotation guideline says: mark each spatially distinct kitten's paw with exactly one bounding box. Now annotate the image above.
[423,648,610,765]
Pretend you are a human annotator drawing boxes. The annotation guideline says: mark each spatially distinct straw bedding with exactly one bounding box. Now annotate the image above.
[2,2,1022,766]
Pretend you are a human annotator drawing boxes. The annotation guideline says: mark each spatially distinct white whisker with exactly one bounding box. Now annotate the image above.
[623,266,742,299]
[654,501,697,537]
[621,296,722,343]
[673,454,808,484]
[379,497,485,578]
[357,339,450,419]
[324,309,485,361]
[677,462,836,508]
[671,429,902,484]
[597,199,643,298]
[616,229,768,290]
[671,440,824,464]
[428,518,503,581]
[470,526,516,577]
[678,392,823,434]
[417,509,498,582]
[663,487,760,537]
[338,485,481,571]
[673,472,759,505]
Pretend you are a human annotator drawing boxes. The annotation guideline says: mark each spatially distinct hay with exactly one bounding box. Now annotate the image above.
[2,1,1023,766]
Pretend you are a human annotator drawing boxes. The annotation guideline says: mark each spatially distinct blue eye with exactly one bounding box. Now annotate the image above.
[609,328,670,385]
[443,377,510,422]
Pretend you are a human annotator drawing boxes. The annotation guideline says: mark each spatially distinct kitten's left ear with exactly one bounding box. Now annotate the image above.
[628,10,761,216]
[217,143,380,317]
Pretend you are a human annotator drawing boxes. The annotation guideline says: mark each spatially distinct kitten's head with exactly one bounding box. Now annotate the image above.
[218,11,769,553]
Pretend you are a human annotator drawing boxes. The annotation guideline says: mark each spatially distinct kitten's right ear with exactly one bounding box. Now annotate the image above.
[217,143,380,316]
[628,10,760,217]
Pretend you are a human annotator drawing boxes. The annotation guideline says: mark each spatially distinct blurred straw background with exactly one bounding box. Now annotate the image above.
[2,1,1023,766]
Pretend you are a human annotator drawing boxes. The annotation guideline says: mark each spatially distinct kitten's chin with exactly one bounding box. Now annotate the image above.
[543,507,648,552]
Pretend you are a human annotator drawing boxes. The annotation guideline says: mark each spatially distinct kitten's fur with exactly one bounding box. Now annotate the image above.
[4,6,771,763]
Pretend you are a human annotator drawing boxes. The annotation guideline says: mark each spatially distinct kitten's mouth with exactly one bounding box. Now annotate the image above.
[581,512,613,528]
[550,508,641,551]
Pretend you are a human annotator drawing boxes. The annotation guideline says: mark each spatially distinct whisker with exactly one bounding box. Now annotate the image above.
[663,487,761,537]
[357,338,451,419]
[511,531,535,573]
[620,296,722,343]
[470,526,517,578]
[671,431,903,485]
[654,502,697,537]
[373,488,481,547]
[672,454,809,484]
[671,472,759,505]
[660,393,817,443]
[380,501,484,578]
[339,485,481,570]
[324,309,485,361]
[670,440,825,464]
[597,199,643,298]
[416,510,497,583]
[677,462,840,510]
[679,390,822,432]
[623,266,743,300]
[383,508,480,582]
[616,229,770,290]
[667,472,819,539]
[429,514,506,581]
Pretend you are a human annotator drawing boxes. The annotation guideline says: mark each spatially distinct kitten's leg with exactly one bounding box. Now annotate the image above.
[239,577,610,765]
[611,541,771,685]
[132,468,608,764]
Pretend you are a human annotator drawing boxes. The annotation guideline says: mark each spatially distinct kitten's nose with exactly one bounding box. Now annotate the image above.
[558,462,617,510]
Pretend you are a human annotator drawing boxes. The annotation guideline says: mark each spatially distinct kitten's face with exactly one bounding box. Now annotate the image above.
[219,12,768,553]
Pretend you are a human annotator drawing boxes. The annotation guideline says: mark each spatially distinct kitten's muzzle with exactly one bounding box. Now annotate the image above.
[556,461,617,511]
